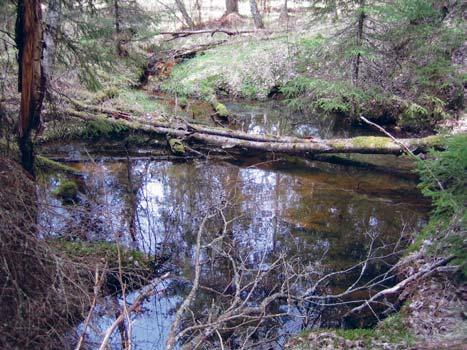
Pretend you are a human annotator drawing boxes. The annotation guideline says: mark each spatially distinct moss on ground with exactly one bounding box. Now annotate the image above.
[159,36,300,100]
[214,102,229,117]
[168,138,185,155]
[50,239,154,292]
[295,313,414,349]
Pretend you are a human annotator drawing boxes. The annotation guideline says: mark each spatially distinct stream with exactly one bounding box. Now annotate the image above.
[39,99,429,349]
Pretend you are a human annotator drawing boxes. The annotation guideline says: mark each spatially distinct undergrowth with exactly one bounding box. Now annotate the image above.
[158,37,297,100]
[414,134,467,277]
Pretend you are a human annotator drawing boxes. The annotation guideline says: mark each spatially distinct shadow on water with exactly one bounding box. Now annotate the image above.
[38,145,430,349]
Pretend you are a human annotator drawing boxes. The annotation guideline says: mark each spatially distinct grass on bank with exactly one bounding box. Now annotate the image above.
[298,312,414,349]
[158,36,299,100]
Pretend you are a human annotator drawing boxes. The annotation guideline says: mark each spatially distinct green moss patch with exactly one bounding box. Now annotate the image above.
[53,179,79,203]
[351,136,393,148]
[35,156,78,175]
[82,117,129,140]
[50,239,154,292]
[214,102,229,118]
[168,138,185,155]
[295,313,414,349]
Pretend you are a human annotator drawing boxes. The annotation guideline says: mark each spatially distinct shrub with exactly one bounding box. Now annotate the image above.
[416,134,467,276]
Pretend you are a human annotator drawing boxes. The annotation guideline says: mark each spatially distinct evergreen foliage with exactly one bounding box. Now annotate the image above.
[284,0,465,130]
[417,134,467,276]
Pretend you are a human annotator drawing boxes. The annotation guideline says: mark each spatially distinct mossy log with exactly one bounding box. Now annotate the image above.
[61,108,448,156]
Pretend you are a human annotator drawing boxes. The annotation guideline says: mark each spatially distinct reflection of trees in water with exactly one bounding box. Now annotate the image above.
[122,160,426,348]
[43,159,428,349]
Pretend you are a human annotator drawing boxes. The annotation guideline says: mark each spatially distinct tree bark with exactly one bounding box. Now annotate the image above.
[353,0,365,86]
[225,0,239,14]
[43,0,61,90]
[114,0,129,57]
[175,0,196,28]
[15,0,45,176]
[249,0,264,29]
[279,0,288,21]
[61,108,446,157]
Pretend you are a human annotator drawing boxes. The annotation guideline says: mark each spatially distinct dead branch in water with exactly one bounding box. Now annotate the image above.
[98,273,170,350]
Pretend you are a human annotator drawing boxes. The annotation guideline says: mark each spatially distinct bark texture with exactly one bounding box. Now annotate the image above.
[61,106,447,157]
[16,0,45,175]
[249,0,264,29]
[43,0,61,86]
[225,0,239,14]
[175,0,196,28]
[353,0,365,86]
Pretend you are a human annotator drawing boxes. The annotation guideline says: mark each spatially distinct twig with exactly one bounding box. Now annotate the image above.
[98,273,170,350]
[75,264,107,350]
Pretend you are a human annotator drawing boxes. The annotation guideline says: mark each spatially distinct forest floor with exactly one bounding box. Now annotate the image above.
[287,247,467,350]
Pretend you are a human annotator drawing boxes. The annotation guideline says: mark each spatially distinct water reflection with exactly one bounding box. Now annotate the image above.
[41,157,428,349]
[223,100,373,139]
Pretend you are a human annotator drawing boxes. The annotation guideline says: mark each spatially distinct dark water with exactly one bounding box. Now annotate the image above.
[223,99,373,139]
[38,153,429,349]
[38,99,429,349]
[161,96,373,139]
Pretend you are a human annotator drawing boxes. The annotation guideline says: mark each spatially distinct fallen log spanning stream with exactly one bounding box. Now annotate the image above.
[63,107,445,157]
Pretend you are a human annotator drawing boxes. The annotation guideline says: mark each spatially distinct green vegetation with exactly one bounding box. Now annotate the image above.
[281,0,464,130]
[168,138,185,155]
[51,239,152,269]
[213,101,229,117]
[52,179,79,203]
[115,89,163,113]
[299,313,414,348]
[414,134,467,276]
[159,37,296,100]
[50,239,154,291]
[281,77,380,117]
[82,116,129,140]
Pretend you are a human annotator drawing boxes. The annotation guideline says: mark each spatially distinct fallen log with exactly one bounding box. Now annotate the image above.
[157,29,277,39]
[59,108,447,157]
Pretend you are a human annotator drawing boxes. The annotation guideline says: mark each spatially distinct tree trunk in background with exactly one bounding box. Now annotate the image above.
[114,0,128,57]
[225,0,239,14]
[43,0,61,93]
[279,0,288,21]
[15,0,45,176]
[175,0,196,28]
[249,0,264,29]
[194,0,202,25]
[353,0,365,86]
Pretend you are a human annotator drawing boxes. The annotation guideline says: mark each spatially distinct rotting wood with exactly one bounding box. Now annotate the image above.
[57,108,448,157]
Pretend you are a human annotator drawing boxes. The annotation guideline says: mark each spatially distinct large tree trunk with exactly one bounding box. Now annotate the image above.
[175,0,196,28]
[16,0,45,176]
[249,0,264,29]
[43,0,61,94]
[225,0,239,14]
